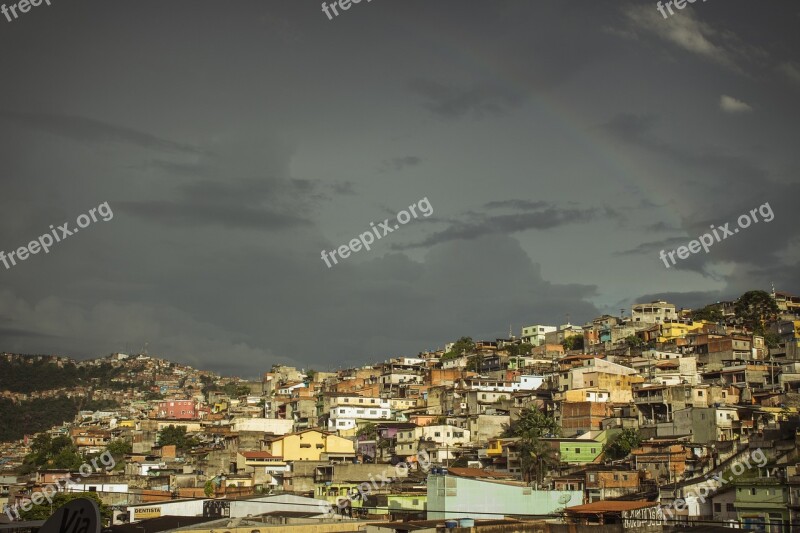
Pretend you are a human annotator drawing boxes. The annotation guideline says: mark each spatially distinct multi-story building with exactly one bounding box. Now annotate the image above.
[156,400,197,420]
[631,300,678,324]
[394,424,469,458]
[520,325,557,346]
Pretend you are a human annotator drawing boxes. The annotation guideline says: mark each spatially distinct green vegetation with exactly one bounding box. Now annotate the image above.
[504,408,560,484]
[20,434,83,474]
[19,492,111,524]
[105,438,132,457]
[561,335,584,351]
[157,425,199,451]
[356,422,378,439]
[0,358,126,394]
[441,337,475,360]
[735,290,779,335]
[0,397,80,443]
[690,304,723,322]
[624,335,644,348]
[603,428,642,461]
[507,343,533,357]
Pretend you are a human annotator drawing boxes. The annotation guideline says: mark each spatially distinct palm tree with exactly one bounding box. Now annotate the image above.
[517,434,557,485]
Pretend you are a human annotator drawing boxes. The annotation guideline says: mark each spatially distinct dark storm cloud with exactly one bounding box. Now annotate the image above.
[409,79,526,119]
[397,202,597,249]
[0,0,798,375]
[484,200,549,210]
[602,111,799,280]
[0,111,204,155]
[621,236,689,256]
[634,290,729,311]
[382,156,421,172]
[117,200,311,230]
[330,181,356,195]
[118,178,317,230]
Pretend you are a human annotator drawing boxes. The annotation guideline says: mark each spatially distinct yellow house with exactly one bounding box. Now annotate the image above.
[486,437,519,457]
[658,321,710,343]
[267,429,356,461]
[117,420,136,429]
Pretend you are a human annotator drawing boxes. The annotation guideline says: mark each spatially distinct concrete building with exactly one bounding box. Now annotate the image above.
[520,324,557,346]
[427,470,582,519]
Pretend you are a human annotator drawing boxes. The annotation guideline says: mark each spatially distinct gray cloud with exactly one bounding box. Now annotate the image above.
[0,111,205,155]
[409,79,526,119]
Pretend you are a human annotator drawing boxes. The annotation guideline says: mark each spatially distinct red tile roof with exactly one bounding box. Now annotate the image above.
[241,451,281,459]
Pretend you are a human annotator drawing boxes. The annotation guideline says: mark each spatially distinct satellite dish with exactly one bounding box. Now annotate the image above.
[40,497,101,533]
[558,493,573,505]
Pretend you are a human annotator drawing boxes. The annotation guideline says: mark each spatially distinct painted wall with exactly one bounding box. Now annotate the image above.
[427,474,582,519]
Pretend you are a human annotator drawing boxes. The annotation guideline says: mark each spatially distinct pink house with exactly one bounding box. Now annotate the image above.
[157,400,197,419]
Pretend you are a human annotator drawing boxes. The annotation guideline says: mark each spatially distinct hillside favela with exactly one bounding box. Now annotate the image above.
[0,290,797,532]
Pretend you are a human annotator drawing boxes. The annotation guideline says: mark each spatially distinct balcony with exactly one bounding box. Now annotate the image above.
[634,393,664,404]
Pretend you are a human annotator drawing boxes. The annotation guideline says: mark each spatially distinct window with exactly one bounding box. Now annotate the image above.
[339,409,345,414]
[750,488,757,495]
[482,394,487,399]
[575,448,580,454]
[623,475,628,481]
[613,474,619,481]
[589,474,596,482]
[714,503,721,512]
[591,448,596,454]
[359,399,363,403]
[698,391,704,397]
[300,443,311,448]
[726,503,735,512]
[370,410,377,415]
[435,432,441,437]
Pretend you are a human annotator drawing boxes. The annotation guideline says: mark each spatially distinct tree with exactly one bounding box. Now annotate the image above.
[504,409,561,484]
[624,335,643,348]
[507,343,533,357]
[21,434,83,473]
[157,425,198,451]
[764,332,782,349]
[106,438,132,457]
[604,428,642,461]
[561,335,584,351]
[465,353,484,372]
[19,492,111,524]
[356,423,378,439]
[504,408,560,439]
[691,304,723,322]
[204,480,215,497]
[442,337,475,360]
[735,290,778,334]
[517,437,557,485]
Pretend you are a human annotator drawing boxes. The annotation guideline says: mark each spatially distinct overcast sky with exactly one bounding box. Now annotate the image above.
[1,1,798,377]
